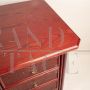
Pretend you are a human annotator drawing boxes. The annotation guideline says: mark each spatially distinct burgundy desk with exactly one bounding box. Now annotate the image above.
[0,0,80,90]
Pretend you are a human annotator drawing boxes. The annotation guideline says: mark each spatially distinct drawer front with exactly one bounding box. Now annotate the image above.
[0,56,59,88]
[32,79,58,90]
[7,67,58,90]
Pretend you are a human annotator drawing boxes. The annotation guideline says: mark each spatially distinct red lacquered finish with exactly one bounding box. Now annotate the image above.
[0,0,80,90]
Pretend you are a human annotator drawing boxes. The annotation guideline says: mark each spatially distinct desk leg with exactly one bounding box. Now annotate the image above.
[58,54,66,90]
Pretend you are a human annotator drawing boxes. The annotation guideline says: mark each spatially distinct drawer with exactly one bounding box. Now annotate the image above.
[32,79,58,90]
[7,67,58,90]
[0,56,59,88]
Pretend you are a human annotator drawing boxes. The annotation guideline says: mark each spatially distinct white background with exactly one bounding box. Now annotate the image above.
[0,0,90,90]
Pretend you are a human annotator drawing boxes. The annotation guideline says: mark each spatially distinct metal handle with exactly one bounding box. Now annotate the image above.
[31,64,37,74]
[33,82,38,88]
[32,70,37,74]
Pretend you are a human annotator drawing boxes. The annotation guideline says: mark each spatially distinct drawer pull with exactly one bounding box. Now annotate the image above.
[33,83,38,88]
[32,71,37,74]
[31,64,37,74]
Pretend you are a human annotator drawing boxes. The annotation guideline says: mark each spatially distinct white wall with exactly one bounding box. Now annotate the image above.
[0,0,29,5]
[63,51,90,90]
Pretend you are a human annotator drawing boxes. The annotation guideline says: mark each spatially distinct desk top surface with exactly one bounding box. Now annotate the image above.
[0,0,80,75]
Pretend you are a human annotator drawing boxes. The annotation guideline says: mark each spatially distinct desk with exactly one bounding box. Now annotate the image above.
[0,0,80,90]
